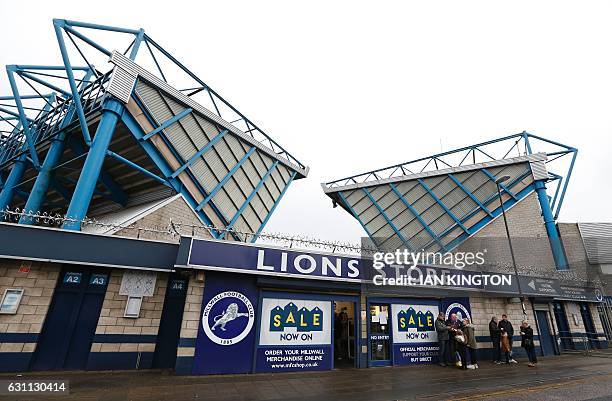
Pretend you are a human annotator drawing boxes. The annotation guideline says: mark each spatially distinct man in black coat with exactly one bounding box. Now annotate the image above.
[498,314,517,363]
[489,316,501,363]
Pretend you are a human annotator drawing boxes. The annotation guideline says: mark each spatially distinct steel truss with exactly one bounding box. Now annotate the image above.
[324,133,577,270]
[0,19,307,239]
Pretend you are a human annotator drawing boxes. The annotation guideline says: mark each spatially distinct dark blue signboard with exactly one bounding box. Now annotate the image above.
[192,272,258,375]
[255,346,332,372]
[186,239,362,282]
[182,238,516,293]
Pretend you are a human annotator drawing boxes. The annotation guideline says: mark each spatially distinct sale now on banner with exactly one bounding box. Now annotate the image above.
[256,298,332,372]
[391,303,440,365]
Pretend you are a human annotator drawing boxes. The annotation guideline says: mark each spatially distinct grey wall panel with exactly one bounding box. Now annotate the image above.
[372,222,395,239]
[345,189,366,206]
[379,235,405,251]
[364,214,387,235]
[233,168,255,195]
[241,160,260,188]
[223,180,247,206]
[428,213,454,236]
[213,189,238,220]
[262,178,281,201]
[194,114,220,142]
[190,158,218,192]
[383,196,405,220]
[249,193,268,216]
[394,180,418,196]
[351,194,373,215]
[392,209,416,231]
[224,134,247,160]
[241,206,260,232]
[449,195,477,220]
[257,184,275,211]
[269,169,286,197]
[203,151,230,181]
[359,201,380,224]
[373,188,399,211]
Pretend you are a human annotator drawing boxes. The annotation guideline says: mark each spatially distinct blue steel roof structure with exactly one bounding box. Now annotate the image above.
[323,133,576,267]
[0,19,308,241]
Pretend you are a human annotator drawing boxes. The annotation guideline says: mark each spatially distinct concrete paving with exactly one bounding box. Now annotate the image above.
[1,354,612,401]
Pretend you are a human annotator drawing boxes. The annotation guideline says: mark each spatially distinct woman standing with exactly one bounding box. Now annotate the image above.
[520,320,538,367]
[463,318,479,369]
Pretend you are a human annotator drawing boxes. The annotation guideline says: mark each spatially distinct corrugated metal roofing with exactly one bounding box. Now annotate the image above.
[578,223,612,265]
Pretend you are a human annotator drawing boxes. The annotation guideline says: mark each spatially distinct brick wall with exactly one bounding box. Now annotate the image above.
[87,269,168,370]
[0,260,60,372]
[469,295,537,350]
[114,196,212,242]
[458,192,557,276]
[558,223,599,286]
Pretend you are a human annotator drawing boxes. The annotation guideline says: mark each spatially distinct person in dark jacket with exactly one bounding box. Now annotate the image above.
[498,314,517,363]
[435,312,450,366]
[489,316,502,364]
[454,328,469,370]
[520,320,538,367]
[446,313,464,366]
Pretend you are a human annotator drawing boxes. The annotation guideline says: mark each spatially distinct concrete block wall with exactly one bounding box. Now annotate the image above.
[86,269,168,370]
[458,193,557,276]
[558,223,597,285]
[175,271,205,374]
[114,196,210,242]
[469,295,537,352]
[0,260,60,372]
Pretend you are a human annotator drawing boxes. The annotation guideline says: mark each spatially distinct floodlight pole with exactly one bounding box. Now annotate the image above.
[496,175,527,316]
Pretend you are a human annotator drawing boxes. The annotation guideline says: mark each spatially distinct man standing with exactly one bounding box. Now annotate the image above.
[446,313,464,366]
[489,316,502,364]
[435,312,449,366]
[498,314,518,363]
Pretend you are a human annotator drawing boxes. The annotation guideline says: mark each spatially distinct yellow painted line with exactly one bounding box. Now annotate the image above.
[449,373,612,401]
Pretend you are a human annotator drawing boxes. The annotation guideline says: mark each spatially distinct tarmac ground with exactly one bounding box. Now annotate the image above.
[1,353,612,401]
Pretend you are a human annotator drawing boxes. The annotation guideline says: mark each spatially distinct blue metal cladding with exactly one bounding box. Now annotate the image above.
[333,159,538,253]
[326,134,577,270]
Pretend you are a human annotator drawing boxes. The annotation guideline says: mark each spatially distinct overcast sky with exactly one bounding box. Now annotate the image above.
[1,1,611,243]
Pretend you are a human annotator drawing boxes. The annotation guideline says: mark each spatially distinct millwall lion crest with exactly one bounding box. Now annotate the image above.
[211,303,250,331]
[202,291,255,345]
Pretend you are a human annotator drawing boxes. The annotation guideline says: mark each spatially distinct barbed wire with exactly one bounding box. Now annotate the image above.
[1,208,375,255]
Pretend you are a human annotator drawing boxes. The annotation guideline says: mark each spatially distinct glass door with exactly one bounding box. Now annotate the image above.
[369,304,391,366]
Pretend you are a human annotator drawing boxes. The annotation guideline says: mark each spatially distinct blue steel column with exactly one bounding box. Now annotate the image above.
[534,180,568,270]
[62,98,123,230]
[0,155,27,210]
[19,134,67,223]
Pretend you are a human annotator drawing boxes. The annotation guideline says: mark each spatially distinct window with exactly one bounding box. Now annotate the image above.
[0,289,24,314]
[124,296,143,318]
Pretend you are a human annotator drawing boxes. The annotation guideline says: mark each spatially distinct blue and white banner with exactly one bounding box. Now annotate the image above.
[441,297,472,322]
[259,298,332,346]
[256,298,333,372]
[391,303,439,365]
[192,272,258,375]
